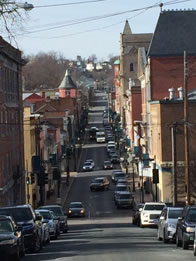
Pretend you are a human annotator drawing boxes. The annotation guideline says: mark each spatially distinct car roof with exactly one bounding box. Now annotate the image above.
[36,209,51,213]
[144,202,165,205]
[0,215,12,220]
[167,207,184,210]
[117,191,131,195]
[104,161,111,163]
[116,184,127,187]
[0,204,31,209]
[70,202,82,205]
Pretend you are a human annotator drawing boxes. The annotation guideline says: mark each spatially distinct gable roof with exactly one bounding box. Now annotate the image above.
[148,10,196,57]
[58,69,77,89]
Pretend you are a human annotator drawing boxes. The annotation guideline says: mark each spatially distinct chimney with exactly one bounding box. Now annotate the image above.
[42,91,45,99]
[177,87,184,99]
[168,88,175,100]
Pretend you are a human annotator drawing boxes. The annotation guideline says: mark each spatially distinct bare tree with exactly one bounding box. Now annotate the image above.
[23,52,70,90]
[0,0,30,41]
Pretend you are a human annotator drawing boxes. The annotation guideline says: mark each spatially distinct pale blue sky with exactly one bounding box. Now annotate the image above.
[6,0,196,60]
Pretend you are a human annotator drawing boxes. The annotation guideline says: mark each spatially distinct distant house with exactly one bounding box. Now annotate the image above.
[86,62,94,72]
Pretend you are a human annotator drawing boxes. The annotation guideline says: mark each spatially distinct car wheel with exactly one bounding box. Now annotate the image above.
[163,229,169,243]
[13,245,20,261]
[176,231,182,247]
[182,233,189,249]
[140,221,144,228]
[157,229,162,241]
[20,241,25,257]
[193,241,196,256]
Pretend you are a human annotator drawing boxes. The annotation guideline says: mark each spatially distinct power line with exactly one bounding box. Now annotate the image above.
[16,0,191,37]
[33,0,108,8]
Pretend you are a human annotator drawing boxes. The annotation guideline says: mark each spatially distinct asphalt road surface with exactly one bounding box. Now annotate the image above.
[24,91,196,261]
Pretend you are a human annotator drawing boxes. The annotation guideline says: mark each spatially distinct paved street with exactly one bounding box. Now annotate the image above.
[23,92,196,261]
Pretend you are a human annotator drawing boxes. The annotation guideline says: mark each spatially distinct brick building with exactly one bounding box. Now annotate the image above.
[138,10,196,204]
[0,37,25,206]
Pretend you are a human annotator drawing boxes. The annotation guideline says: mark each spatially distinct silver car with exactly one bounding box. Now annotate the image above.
[157,207,183,243]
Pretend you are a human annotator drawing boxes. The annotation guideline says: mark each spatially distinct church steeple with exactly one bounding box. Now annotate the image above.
[123,20,132,34]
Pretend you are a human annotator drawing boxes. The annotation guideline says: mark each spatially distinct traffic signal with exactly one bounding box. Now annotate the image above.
[153,169,159,184]
[30,173,35,184]
[44,173,48,184]
[26,177,30,185]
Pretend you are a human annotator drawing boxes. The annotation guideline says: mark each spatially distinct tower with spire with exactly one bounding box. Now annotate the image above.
[58,69,77,98]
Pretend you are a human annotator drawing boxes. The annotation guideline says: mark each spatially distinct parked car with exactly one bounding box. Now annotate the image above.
[36,209,59,239]
[112,170,123,182]
[157,207,183,243]
[111,155,120,164]
[0,215,25,260]
[0,204,42,252]
[90,177,110,191]
[114,184,129,202]
[82,161,94,171]
[176,205,196,249]
[116,178,127,186]
[193,226,196,256]
[35,210,50,245]
[68,202,85,217]
[85,159,95,168]
[113,172,126,184]
[132,203,144,226]
[103,160,113,170]
[115,191,134,209]
[107,144,115,153]
[38,205,68,233]
[140,202,166,228]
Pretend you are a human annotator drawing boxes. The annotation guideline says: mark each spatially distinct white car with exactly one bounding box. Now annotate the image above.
[85,159,95,168]
[140,202,166,228]
[157,207,183,242]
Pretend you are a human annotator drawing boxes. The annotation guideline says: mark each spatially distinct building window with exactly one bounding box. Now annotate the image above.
[66,90,70,96]
[130,63,134,72]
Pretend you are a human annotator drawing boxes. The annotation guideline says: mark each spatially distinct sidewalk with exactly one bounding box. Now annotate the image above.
[45,172,76,208]
[121,165,153,204]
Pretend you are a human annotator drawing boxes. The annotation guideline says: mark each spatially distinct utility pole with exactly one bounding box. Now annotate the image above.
[171,123,177,206]
[184,50,190,205]
[137,123,144,203]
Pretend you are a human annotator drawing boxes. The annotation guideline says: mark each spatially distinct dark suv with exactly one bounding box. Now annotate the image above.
[0,205,41,252]
[176,205,196,249]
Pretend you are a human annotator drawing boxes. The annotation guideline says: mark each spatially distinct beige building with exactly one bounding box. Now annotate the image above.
[119,20,152,130]
[24,107,40,208]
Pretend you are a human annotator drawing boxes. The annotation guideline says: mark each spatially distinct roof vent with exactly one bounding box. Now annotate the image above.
[168,88,176,100]
[178,87,184,99]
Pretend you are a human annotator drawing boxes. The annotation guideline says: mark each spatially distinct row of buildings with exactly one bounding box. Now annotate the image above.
[112,9,196,205]
[0,41,89,207]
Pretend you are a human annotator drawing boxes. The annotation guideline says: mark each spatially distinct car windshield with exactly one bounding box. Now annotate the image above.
[38,211,52,220]
[119,194,131,199]
[84,162,92,166]
[40,207,64,216]
[186,209,196,222]
[115,173,125,178]
[94,179,103,183]
[168,209,183,219]
[116,186,127,191]
[0,220,14,233]
[70,203,83,208]
[104,161,111,164]
[0,208,33,222]
[144,204,165,211]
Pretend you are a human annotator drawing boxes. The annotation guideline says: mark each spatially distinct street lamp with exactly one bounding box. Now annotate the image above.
[1,1,34,11]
